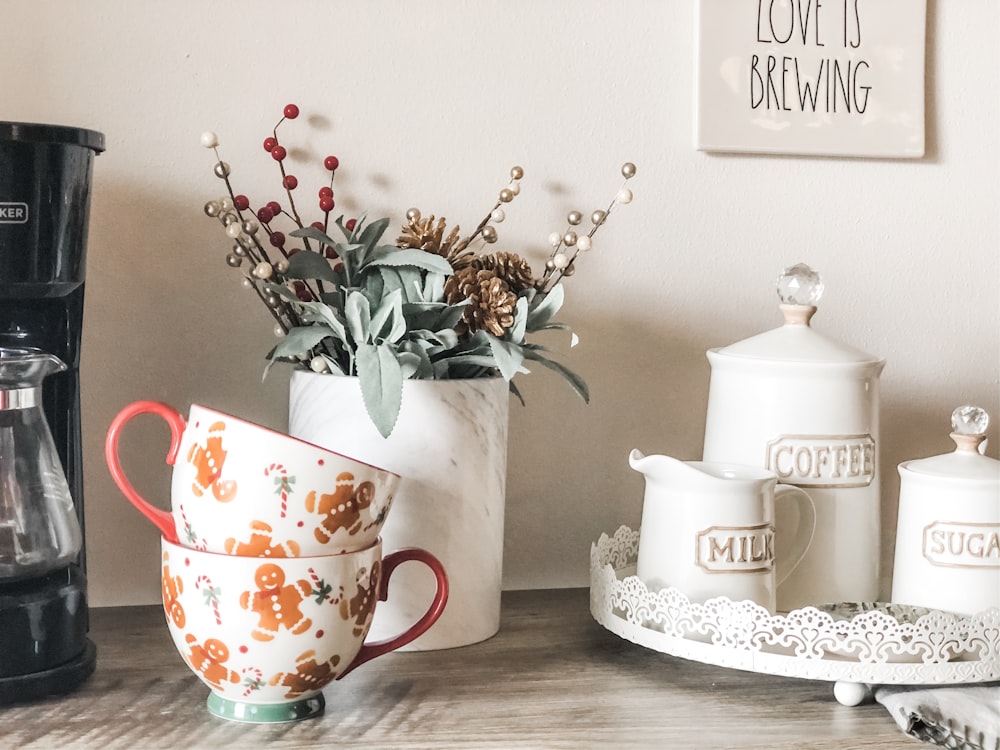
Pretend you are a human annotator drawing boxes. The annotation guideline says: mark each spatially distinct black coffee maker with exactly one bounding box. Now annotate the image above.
[0,122,104,702]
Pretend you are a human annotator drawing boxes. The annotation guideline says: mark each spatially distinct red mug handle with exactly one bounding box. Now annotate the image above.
[104,400,187,544]
[338,548,449,679]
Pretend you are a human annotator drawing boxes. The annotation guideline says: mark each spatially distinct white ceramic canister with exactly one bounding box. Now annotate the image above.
[702,264,885,610]
[891,405,1000,615]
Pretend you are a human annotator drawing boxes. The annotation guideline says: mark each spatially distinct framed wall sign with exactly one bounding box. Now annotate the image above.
[696,0,927,158]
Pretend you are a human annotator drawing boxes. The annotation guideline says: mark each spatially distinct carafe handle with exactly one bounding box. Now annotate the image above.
[105,400,186,544]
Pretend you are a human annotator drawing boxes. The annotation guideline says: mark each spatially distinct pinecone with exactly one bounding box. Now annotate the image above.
[444,267,517,337]
[396,214,475,270]
[471,251,535,293]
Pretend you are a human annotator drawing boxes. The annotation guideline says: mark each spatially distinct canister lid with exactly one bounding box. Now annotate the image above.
[708,263,883,366]
[901,406,1000,480]
[0,121,104,153]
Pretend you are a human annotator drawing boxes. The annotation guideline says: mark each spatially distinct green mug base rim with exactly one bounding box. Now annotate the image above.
[206,691,325,723]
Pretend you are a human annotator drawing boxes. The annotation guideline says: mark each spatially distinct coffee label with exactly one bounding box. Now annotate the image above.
[766,434,875,488]
[0,202,28,224]
[923,521,1000,568]
[696,523,774,574]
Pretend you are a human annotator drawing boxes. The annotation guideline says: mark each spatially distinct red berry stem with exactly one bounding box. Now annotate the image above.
[206,109,350,367]
[267,115,314,256]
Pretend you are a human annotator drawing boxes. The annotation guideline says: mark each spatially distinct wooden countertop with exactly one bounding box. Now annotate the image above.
[1,589,916,749]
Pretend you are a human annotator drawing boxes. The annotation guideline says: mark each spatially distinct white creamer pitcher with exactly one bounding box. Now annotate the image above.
[702,264,885,610]
[892,405,1000,615]
[629,449,815,613]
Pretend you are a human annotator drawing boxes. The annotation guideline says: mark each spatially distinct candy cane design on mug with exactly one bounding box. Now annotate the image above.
[265,463,295,518]
[306,567,339,606]
[239,667,266,697]
[177,504,208,551]
[196,575,223,625]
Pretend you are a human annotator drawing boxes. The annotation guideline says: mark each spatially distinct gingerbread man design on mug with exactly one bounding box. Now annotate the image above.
[224,521,301,558]
[186,421,238,502]
[184,635,241,690]
[339,563,381,637]
[270,651,343,699]
[304,473,378,544]
[161,565,186,628]
[240,563,314,642]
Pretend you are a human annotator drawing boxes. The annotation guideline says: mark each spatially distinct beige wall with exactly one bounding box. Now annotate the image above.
[2,1,996,606]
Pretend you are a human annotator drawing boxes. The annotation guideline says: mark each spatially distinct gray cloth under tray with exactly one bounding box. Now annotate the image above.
[875,683,1000,750]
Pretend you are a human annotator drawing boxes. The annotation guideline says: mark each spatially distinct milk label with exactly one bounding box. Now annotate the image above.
[696,523,775,574]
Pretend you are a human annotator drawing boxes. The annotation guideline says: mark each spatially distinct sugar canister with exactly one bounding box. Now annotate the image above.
[891,405,999,615]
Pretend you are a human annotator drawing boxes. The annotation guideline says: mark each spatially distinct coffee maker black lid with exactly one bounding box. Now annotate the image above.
[0,122,104,153]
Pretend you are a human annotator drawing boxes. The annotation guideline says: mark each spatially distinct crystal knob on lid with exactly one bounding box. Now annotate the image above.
[776,263,824,325]
[951,404,989,450]
[901,406,998,479]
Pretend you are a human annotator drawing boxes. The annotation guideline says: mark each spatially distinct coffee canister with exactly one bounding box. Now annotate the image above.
[702,264,885,610]
[891,405,999,615]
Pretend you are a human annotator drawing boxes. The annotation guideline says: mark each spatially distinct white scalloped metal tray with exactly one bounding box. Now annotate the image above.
[590,526,1000,686]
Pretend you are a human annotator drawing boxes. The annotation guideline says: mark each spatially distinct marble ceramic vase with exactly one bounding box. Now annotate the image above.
[288,371,509,650]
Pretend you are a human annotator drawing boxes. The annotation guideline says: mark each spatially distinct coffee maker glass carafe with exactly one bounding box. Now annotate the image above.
[0,348,82,582]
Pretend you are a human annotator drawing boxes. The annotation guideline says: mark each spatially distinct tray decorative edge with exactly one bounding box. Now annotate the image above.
[590,525,1000,685]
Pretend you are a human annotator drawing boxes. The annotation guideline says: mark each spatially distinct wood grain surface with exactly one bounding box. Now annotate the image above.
[0,589,917,749]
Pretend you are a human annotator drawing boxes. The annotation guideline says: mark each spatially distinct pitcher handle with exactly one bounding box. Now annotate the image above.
[338,548,449,679]
[104,400,186,544]
[773,485,816,587]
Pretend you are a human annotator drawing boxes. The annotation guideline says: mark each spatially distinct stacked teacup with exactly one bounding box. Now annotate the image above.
[106,401,447,723]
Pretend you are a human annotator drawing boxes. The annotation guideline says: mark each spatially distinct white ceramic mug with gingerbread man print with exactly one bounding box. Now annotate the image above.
[160,535,447,723]
[106,401,400,556]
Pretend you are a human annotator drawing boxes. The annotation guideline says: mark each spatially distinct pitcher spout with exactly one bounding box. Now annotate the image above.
[628,449,703,484]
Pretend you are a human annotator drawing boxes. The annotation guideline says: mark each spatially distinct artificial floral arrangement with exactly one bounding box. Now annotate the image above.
[201,104,635,437]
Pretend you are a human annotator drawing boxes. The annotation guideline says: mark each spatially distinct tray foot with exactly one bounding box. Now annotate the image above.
[834,681,873,706]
